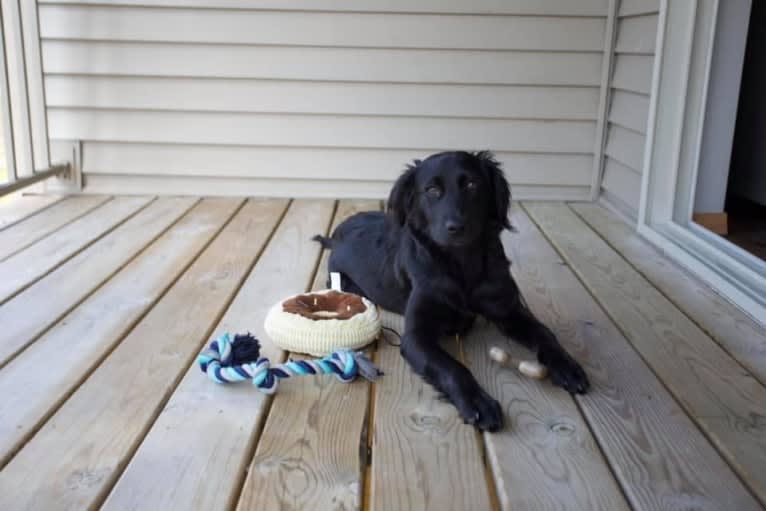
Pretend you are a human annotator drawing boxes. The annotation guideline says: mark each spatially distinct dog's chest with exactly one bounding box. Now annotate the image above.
[448,251,486,295]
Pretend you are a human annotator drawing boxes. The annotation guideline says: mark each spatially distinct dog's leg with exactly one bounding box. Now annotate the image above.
[402,291,503,431]
[474,273,589,394]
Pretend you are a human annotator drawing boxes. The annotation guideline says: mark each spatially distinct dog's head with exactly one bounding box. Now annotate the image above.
[387,151,510,247]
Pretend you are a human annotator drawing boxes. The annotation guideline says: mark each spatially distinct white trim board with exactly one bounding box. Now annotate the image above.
[638,0,766,324]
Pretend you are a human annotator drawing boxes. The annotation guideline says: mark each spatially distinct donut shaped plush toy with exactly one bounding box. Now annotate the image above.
[264,288,381,356]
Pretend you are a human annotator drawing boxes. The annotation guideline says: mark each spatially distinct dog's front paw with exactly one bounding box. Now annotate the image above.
[451,384,504,432]
[540,348,589,394]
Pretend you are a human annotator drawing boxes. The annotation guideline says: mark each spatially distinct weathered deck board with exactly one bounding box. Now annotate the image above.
[0,196,151,303]
[572,202,766,385]
[0,195,110,261]
[464,215,629,510]
[236,200,379,511]
[370,311,492,511]
[1,193,765,510]
[507,205,761,510]
[525,202,766,507]
[0,198,269,511]
[102,200,333,511]
[0,193,62,230]
[0,197,195,367]
[0,198,238,467]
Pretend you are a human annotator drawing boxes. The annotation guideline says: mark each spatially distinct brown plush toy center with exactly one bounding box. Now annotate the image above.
[282,291,367,320]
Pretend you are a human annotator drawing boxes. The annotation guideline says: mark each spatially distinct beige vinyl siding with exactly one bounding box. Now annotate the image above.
[617,0,659,17]
[55,143,594,185]
[44,77,600,120]
[599,0,659,217]
[39,1,608,199]
[40,0,610,15]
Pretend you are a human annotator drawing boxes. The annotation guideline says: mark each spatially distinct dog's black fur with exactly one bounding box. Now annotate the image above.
[314,151,588,431]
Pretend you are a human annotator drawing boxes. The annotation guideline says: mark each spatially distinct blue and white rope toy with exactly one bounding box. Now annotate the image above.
[198,332,383,394]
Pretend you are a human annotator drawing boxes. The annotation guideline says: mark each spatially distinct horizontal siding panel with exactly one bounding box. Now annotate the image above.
[81,173,591,201]
[604,123,645,171]
[608,89,650,133]
[48,109,596,153]
[42,41,603,86]
[611,53,653,94]
[45,76,600,120]
[60,141,593,185]
[615,14,657,54]
[41,2,608,197]
[86,173,395,198]
[599,1,656,206]
[39,0,609,16]
[40,6,606,51]
[601,156,641,211]
[618,0,660,17]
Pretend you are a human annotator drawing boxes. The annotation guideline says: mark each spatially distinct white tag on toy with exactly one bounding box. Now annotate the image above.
[330,272,342,291]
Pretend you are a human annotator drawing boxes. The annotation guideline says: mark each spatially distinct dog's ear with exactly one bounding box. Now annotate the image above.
[387,160,420,226]
[476,151,511,230]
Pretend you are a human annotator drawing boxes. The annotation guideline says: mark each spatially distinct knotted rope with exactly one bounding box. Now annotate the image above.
[197,332,382,394]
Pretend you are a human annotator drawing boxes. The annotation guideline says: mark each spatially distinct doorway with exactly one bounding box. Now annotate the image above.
[693,0,766,263]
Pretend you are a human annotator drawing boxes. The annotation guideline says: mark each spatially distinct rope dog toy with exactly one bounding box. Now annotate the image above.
[198,332,383,394]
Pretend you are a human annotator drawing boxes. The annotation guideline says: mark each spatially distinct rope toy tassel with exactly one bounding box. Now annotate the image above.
[197,332,383,394]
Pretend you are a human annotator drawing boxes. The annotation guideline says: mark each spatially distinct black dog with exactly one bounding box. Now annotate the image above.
[314,151,588,431]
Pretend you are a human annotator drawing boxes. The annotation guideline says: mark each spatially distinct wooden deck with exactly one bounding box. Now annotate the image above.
[0,193,765,511]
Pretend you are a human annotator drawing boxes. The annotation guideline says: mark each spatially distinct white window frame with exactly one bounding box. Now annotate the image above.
[638,0,766,323]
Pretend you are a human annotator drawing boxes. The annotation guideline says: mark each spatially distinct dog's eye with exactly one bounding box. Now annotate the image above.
[426,186,441,197]
[466,180,478,190]
[425,185,442,197]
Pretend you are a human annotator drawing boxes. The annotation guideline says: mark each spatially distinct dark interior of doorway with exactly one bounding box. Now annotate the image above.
[726,0,766,262]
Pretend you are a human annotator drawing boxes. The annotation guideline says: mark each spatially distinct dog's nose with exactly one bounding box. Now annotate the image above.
[446,220,465,235]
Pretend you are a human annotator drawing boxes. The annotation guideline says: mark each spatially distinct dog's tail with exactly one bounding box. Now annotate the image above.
[312,234,334,249]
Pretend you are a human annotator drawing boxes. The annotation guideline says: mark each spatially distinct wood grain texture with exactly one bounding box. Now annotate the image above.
[0,193,62,230]
[41,5,606,51]
[572,202,766,384]
[0,198,275,511]
[0,198,238,467]
[236,200,379,511]
[0,197,194,368]
[525,202,766,506]
[0,195,109,261]
[0,196,151,303]
[101,200,333,511]
[471,328,629,511]
[514,204,761,510]
[370,312,491,511]
[463,208,628,511]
